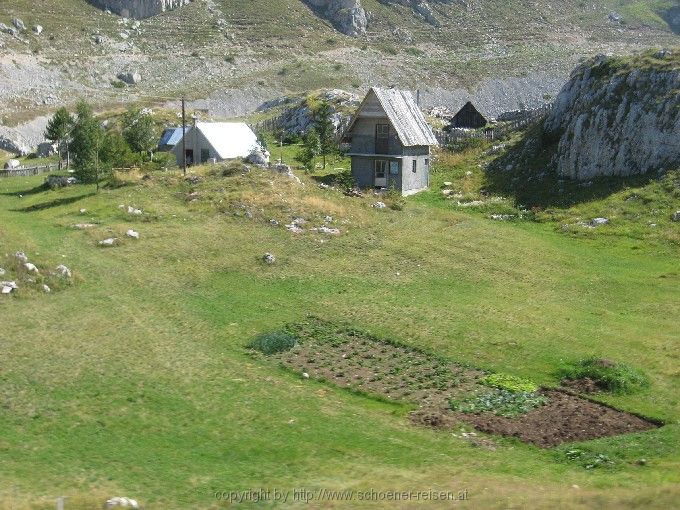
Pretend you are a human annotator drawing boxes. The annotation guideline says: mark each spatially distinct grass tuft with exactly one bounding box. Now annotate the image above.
[557,357,650,394]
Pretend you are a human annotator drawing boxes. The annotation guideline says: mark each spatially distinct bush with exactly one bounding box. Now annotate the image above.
[450,389,547,417]
[557,357,650,394]
[249,331,298,355]
[481,373,539,393]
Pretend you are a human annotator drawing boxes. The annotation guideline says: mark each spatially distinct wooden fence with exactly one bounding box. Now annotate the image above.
[0,163,60,178]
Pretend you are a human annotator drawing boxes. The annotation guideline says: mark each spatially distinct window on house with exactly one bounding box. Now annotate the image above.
[412,160,417,173]
[375,124,389,154]
[425,158,429,167]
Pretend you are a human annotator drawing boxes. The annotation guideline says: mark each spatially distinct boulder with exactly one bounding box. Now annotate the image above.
[590,217,609,226]
[4,159,21,170]
[117,71,142,85]
[672,211,680,222]
[99,238,118,246]
[24,262,39,273]
[0,268,5,276]
[105,497,139,509]
[32,25,43,35]
[126,229,140,239]
[36,142,57,158]
[1,281,18,294]
[315,226,341,235]
[73,223,96,229]
[15,252,28,263]
[262,253,276,264]
[373,201,387,209]
[42,284,51,293]
[46,175,78,188]
[56,265,72,278]
[11,18,26,31]
[0,135,31,156]
[247,148,270,167]
[127,206,143,215]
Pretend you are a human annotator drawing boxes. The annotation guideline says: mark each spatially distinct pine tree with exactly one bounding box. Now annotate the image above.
[297,128,321,173]
[314,101,336,169]
[44,107,74,170]
[71,101,105,188]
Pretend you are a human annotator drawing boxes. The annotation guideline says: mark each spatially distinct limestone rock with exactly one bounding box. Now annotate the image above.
[304,0,367,36]
[262,253,276,264]
[56,265,72,278]
[105,497,139,509]
[4,159,21,170]
[247,148,270,167]
[32,25,43,35]
[99,238,118,246]
[117,70,142,85]
[672,211,680,222]
[24,262,39,273]
[15,252,28,263]
[89,0,189,19]
[544,54,680,180]
[126,229,140,239]
[11,18,26,31]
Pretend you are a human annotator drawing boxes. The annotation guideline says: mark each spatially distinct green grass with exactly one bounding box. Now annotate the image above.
[557,357,651,394]
[0,159,679,509]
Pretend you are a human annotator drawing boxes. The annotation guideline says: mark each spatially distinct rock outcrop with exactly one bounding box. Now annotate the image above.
[304,0,367,37]
[544,52,680,180]
[87,0,189,19]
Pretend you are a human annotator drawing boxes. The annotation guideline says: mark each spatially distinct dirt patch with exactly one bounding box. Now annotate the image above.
[451,390,655,448]
[560,377,601,394]
[259,319,658,447]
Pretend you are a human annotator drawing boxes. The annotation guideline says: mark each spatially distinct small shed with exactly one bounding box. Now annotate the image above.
[449,101,491,129]
[171,122,258,166]
[158,127,184,152]
[342,87,438,196]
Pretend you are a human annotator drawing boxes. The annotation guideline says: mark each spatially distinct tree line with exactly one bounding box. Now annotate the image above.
[44,101,158,190]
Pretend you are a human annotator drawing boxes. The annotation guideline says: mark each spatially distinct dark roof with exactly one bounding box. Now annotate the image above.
[346,87,438,147]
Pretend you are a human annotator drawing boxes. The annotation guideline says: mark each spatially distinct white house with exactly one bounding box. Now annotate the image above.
[172,122,258,166]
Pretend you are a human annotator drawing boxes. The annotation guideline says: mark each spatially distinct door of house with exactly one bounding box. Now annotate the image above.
[375,124,389,154]
[185,149,194,166]
[374,160,388,188]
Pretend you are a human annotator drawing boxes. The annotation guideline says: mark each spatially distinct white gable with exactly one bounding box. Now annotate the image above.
[196,122,258,159]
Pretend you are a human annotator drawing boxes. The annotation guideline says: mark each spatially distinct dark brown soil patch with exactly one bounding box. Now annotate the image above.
[452,390,656,448]
[257,320,659,447]
[560,377,601,394]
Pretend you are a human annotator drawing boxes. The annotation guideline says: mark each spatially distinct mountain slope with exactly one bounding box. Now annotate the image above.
[0,0,678,125]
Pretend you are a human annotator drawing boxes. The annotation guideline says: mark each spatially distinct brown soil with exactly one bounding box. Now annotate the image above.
[560,377,601,394]
[264,321,658,448]
[449,390,656,448]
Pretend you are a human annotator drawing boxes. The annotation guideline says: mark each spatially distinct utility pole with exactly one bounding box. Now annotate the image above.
[95,134,100,193]
[181,96,187,176]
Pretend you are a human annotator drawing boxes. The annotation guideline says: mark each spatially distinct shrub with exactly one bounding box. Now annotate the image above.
[450,389,547,417]
[481,373,539,393]
[557,357,650,394]
[248,331,298,355]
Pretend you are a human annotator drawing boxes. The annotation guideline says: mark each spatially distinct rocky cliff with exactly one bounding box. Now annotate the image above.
[544,50,680,180]
[303,0,367,36]
[87,0,189,19]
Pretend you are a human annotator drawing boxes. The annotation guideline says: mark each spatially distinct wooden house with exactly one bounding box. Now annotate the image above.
[449,101,491,129]
[342,87,438,196]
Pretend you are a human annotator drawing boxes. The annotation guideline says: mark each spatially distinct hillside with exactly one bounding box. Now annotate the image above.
[0,157,679,508]
[0,0,679,127]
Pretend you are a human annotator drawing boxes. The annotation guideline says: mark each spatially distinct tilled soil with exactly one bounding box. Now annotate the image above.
[266,321,658,447]
[412,390,655,448]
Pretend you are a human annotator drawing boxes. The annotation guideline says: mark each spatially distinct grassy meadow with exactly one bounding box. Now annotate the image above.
[0,152,679,508]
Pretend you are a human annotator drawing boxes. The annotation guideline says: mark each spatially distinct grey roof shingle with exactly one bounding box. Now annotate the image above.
[346,87,439,147]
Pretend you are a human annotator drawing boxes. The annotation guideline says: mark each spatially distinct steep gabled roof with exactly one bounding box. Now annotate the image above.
[346,87,438,147]
[195,122,258,159]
